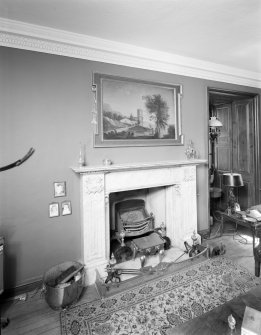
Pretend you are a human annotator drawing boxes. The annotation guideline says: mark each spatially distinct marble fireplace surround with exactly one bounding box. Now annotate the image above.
[72,159,206,285]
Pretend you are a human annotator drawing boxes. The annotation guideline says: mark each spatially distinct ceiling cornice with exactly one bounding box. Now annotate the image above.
[0,18,260,88]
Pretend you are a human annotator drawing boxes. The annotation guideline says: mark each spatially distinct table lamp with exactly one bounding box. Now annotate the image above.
[222,172,244,214]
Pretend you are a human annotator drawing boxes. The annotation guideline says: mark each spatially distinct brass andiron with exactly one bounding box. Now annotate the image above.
[140,255,146,268]
[120,230,126,247]
[159,249,165,263]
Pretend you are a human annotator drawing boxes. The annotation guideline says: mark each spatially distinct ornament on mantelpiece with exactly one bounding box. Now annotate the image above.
[78,143,85,167]
[185,140,198,159]
[103,158,113,166]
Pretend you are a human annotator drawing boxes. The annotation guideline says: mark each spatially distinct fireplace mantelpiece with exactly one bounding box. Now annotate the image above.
[72,159,206,174]
[72,159,206,285]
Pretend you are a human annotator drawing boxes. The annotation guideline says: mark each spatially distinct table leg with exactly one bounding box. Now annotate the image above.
[255,260,260,277]
[252,227,255,251]
[221,215,224,236]
[254,240,261,277]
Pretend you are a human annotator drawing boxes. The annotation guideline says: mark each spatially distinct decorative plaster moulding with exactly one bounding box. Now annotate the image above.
[72,159,207,174]
[1,18,260,88]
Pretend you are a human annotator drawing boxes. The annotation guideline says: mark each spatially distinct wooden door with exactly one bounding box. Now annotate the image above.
[231,99,255,209]
[215,98,256,210]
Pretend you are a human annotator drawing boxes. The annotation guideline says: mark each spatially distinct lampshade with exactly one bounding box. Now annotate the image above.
[209,116,223,128]
[222,173,244,187]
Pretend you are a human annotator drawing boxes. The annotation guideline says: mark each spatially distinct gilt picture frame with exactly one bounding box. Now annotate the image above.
[92,73,184,147]
[54,181,66,198]
[61,201,72,216]
[49,202,59,218]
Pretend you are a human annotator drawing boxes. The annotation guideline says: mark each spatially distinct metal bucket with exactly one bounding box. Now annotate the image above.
[43,261,84,310]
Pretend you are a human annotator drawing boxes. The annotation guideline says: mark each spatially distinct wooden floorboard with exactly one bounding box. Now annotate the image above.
[1,285,99,335]
[1,225,257,335]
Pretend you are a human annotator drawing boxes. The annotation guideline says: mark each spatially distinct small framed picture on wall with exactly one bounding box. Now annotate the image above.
[61,201,72,216]
[49,202,59,218]
[54,181,66,197]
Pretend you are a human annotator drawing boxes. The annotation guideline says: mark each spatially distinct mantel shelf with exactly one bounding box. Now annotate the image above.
[71,159,207,174]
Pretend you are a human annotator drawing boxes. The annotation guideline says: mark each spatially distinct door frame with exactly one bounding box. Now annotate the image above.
[207,87,260,224]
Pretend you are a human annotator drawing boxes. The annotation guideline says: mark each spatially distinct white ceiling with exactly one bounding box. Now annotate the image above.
[0,0,261,74]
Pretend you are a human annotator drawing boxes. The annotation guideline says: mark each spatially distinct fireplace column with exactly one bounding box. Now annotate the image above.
[80,173,108,285]
[164,165,198,250]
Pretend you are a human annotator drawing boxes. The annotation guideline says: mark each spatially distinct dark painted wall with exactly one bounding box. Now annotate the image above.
[0,46,260,288]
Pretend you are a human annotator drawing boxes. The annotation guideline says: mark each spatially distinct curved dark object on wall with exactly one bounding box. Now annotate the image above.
[0,148,35,172]
[0,147,35,329]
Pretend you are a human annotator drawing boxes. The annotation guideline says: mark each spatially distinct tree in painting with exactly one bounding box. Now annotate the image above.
[143,94,170,138]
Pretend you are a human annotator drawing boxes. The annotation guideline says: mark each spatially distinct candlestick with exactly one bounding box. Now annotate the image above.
[78,143,85,167]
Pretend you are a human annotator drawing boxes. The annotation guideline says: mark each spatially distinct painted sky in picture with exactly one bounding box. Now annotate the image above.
[102,79,176,127]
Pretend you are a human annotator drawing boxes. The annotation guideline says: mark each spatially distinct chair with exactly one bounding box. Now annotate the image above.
[249,205,261,277]
[1,237,9,329]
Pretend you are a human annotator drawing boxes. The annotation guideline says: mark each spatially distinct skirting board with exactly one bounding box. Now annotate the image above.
[1,279,43,300]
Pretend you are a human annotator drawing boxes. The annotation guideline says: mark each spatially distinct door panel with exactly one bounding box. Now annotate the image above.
[232,99,255,209]
[217,106,231,147]
[216,105,231,172]
[216,147,231,171]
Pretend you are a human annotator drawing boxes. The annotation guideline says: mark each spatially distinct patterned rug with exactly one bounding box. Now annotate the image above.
[60,257,261,335]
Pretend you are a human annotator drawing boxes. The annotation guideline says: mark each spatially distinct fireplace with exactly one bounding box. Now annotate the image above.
[72,159,206,285]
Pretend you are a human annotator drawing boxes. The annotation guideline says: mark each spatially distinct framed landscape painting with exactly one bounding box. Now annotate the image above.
[92,73,184,147]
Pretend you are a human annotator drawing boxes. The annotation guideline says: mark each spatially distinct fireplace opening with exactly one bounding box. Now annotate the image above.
[109,188,171,265]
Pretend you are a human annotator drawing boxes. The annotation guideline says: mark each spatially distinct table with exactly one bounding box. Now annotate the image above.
[220,212,261,276]
[167,284,261,335]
